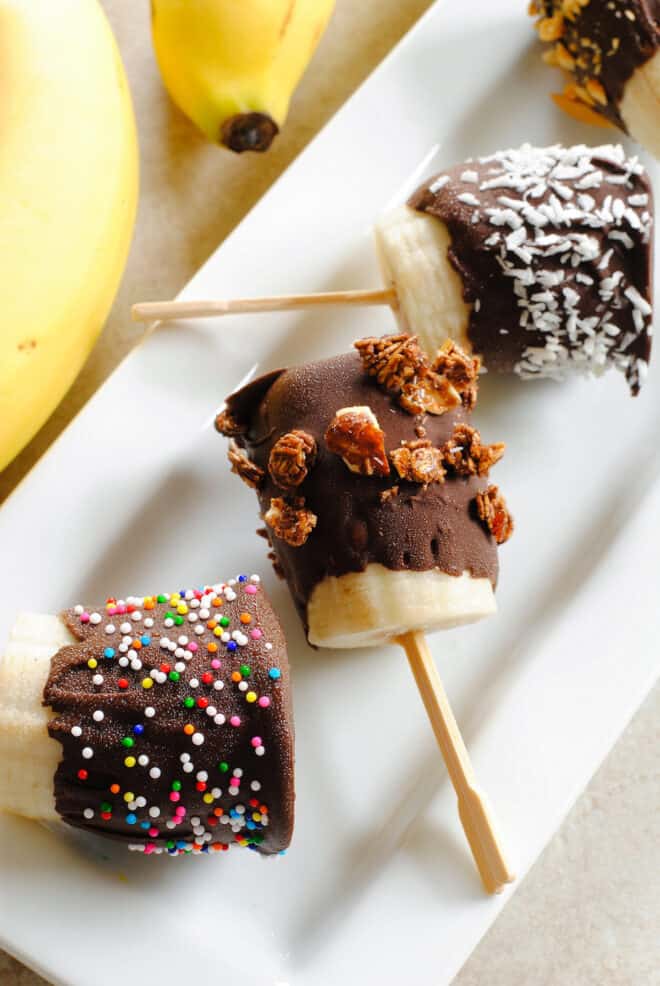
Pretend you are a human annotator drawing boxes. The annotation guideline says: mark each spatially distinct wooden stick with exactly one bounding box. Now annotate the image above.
[131,288,398,324]
[396,630,514,895]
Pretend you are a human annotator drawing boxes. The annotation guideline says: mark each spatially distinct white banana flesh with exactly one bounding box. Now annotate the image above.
[620,51,660,160]
[0,614,73,821]
[374,205,472,358]
[307,563,496,649]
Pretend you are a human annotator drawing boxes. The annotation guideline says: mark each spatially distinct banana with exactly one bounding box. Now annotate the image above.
[0,613,74,820]
[307,563,496,649]
[151,0,335,152]
[374,205,472,359]
[620,52,660,160]
[0,0,138,473]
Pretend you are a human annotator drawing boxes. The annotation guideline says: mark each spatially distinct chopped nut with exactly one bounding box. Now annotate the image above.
[228,441,265,489]
[586,78,607,105]
[390,440,446,485]
[215,407,247,438]
[264,497,317,547]
[440,424,505,477]
[325,406,390,477]
[555,41,575,70]
[475,485,514,544]
[268,430,317,489]
[551,91,611,128]
[538,12,564,41]
[431,340,481,410]
[268,551,285,579]
[354,333,461,416]
[380,485,400,503]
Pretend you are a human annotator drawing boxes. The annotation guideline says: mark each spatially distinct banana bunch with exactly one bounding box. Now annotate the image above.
[0,0,139,473]
[151,0,335,152]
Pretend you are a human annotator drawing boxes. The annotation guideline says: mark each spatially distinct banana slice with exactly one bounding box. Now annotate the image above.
[620,51,660,160]
[374,205,471,358]
[0,613,72,820]
[307,563,496,649]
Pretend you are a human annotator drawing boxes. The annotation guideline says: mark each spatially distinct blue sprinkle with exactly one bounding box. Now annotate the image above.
[238,575,247,583]
[141,635,151,646]
[140,821,150,830]
[248,843,258,851]
[278,850,287,856]
[176,840,187,850]
[226,641,237,652]
[133,723,144,736]
[104,647,115,659]
[126,813,137,825]
[268,667,281,680]
[246,820,255,830]
[229,808,238,818]
[168,847,177,855]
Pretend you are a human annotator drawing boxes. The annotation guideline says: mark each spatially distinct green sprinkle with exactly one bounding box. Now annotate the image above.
[169,671,180,682]
[121,737,134,748]
[165,611,174,620]
[157,595,167,604]
[100,801,112,813]
[218,761,229,773]
[240,664,251,678]
[166,840,175,849]
[183,696,195,709]
[171,780,182,792]
[174,615,184,626]
[219,616,230,628]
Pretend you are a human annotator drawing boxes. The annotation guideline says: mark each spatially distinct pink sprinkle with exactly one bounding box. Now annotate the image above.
[117,605,127,615]
[250,628,262,640]
[144,843,156,854]
[188,642,199,652]
[251,736,262,748]
[258,696,270,708]
[107,606,118,616]
[230,716,241,728]
[175,806,186,817]
[80,613,90,623]
[148,827,159,837]
[211,659,221,670]
[169,791,180,803]
[194,590,203,599]
[245,585,257,595]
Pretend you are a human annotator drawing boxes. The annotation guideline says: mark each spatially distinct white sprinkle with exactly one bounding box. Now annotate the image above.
[429,174,450,193]
[214,713,226,725]
[238,681,248,692]
[145,706,155,718]
[104,624,115,635]
[131,611,142,622]
[149,767,161,779]
[206,706,217,717]
[74,605,84,615]
[192,733,204,746]
[82,747,93,759]
[92,674,104,686]
[144,618,154,629]
[92,710,104,722]
[71,725,82,738]
[83,808,94,819]
[90,613,102,625]
[250,781,261,792]
[138,755,149,766]
[213,680,225,691]
[149,807,160,818]
[255,746,265,757]
[120,622,131,634]
[189,678,199,689]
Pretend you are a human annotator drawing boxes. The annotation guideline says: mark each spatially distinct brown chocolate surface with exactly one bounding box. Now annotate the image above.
[222,347,502,630]
[44,578,294,856]
[533,0,659,128]
[409,145,653,394]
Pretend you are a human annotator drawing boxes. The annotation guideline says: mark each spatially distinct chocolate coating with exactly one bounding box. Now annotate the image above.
[535,0,659,128]
[225,351,499,628]
[44,579,294,856]
[409,145,653,393]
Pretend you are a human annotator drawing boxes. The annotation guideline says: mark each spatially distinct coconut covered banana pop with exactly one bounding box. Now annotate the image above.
[529,0,660,157]
[0,577,294,857]
[134,144,654,395]
[217,335,515,892]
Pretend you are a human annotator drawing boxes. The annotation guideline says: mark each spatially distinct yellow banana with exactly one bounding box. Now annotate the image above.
[151,0,335,152]
[0,0,138,473]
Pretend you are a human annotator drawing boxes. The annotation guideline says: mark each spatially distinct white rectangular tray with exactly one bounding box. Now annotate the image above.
[1,1,658,983]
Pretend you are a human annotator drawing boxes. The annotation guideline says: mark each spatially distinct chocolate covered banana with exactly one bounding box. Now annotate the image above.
[529,0,660,157]
[375,144,653,394]
[217,335,512,649]
[0,577,294,856]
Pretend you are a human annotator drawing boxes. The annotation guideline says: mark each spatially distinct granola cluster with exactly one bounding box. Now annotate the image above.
[263,497,318,547]
[432,341,482,411]
[228,441,265,489]
[354,333,470,416]
[475,485,515,544]
[439,424,505,478]
[215,407,247,438]
[268,430,317,489]
[390,440,446,485]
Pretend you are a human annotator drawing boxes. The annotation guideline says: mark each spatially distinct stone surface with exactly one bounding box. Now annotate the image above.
[0,1,657,983]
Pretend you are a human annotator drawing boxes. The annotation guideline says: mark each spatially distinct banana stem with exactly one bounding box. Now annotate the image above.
[396,630,515,895]
[131,288,398,324]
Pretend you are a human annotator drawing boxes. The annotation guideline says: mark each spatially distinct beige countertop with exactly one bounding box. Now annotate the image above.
[1,1,658,982]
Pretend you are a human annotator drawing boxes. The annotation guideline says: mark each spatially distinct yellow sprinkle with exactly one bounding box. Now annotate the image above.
[87,658,98,669]
[124,756,136,768]
[142,678,154,689]
[123,792,134,803]
[203,793,214,804]
[252,812,262,822]
[213,627,222,637]
[177,603,188,615]
[246,691,257,703]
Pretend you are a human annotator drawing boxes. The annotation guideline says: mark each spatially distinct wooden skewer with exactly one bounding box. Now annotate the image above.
[131,287,398,324]
[396,630,514,895]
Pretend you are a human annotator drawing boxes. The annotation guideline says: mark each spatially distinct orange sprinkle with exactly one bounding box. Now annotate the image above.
[212,597,222,607]
[213,807,224,817]
[231,671,242,683]
[207,619,217,629]
[132,640,142,650]
[183,723,195,736]
[110,784,120,795]
[144,598,155,610]
[207,642,218,653]
[239,613,251,624]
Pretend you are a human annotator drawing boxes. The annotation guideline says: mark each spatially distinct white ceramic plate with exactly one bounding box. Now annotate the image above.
[1,2,658,983]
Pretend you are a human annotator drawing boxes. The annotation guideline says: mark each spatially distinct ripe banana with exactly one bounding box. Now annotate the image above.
[0,613,73,821]
[151,0,335,152]
[0,0,138,473]
[374,205,472,359]
[307,563,496,649]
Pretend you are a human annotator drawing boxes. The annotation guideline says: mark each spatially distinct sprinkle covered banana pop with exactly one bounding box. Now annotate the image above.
[0,577,295,857]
